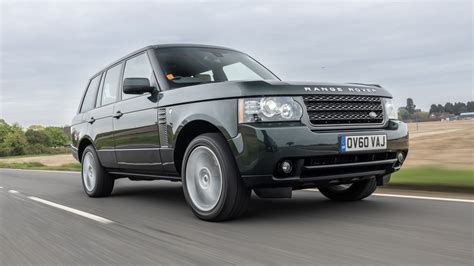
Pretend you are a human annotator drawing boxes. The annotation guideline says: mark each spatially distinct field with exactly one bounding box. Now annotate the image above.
[0,153,76,166]
[389,120,473,190]
[403,120,473,169]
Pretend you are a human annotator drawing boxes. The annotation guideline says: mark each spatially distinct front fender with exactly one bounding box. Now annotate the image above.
[167,99,238,147]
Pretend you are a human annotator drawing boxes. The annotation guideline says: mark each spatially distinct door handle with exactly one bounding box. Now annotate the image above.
[87,117,96,124]
[113,111,123,119]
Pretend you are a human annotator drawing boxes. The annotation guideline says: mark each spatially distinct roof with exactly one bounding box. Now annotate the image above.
[153,43,240,51]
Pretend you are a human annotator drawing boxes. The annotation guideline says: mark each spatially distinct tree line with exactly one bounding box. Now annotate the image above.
[0,119,70,157]
[429,101,474,116]
[398,98,474,122]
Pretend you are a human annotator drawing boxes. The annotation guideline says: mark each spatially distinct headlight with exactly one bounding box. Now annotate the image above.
[383,98,398,120]
[239,97,303,123]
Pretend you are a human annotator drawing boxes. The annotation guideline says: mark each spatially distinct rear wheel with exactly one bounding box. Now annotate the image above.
[182,133,250,221]
[318,178,377,201]
[81,145,114,197]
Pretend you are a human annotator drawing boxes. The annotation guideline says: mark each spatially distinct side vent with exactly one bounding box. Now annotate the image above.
[158,108,168,147]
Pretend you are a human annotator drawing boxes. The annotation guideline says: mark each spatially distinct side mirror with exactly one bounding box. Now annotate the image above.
[123,78,155,95]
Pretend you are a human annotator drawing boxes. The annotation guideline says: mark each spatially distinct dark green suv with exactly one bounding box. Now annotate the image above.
[71,44,408,221]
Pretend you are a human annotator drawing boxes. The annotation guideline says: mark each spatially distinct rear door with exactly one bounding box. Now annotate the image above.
[74,74,102,159]
[89,63,123,168]
[113,52,161,172]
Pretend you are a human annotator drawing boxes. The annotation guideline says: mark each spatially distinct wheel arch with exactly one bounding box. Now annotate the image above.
[77,136,95,163]
[173,119,228,174]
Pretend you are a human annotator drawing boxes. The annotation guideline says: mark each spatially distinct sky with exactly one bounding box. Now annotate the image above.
[1,0,472,127]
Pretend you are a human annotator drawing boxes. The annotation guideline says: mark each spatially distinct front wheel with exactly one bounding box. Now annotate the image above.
[81,145,114,197]
[318,178,377,201]
[182,133,250,221]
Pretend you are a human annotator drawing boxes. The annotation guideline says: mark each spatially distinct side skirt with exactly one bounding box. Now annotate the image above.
[108,171,181,182]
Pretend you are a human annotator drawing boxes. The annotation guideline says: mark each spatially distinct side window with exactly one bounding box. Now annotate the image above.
[80,74,101,113]
[101,64,122,105]
[122,53,155,99]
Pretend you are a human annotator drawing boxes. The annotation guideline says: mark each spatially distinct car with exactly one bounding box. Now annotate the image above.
[71,44,409,221]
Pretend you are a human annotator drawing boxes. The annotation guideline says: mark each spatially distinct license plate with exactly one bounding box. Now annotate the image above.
[340,135,387,152]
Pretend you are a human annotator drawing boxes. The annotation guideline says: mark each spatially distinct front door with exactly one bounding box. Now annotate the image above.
[112,52,161,172]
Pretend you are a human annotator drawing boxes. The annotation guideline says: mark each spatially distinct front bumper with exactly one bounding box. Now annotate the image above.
[228,120,409,188]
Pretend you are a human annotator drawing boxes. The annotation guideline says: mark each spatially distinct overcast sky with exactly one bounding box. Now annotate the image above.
[1,0,472,126]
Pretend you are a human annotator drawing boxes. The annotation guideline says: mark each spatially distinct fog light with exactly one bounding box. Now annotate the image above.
[397,152,405,163]
[281,160,293,174]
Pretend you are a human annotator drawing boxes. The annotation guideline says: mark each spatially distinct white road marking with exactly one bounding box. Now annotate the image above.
[0,186,3,189]
[304,189,473,203]
[8,190,19,194]
[28,196,114,224]
[372,193,474,203]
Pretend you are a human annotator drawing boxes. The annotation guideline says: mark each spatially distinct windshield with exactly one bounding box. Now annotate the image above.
[155,47,279,88]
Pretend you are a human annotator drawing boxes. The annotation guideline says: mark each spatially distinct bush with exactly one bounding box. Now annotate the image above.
[44,127,68,147]
[1,128,28,156]
[0,120,14,143]
[0,119,71,157]
[25,129,51,146]
[414,111,430,121]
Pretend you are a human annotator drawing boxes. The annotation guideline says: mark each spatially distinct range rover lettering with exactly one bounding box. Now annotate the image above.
[71,44,409,221]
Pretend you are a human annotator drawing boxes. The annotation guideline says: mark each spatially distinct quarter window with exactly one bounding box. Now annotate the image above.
[80,74,101,113]
[122,53,155,99]
[101,64,122,105]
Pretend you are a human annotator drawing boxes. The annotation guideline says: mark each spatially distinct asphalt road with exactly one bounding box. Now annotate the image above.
[1,169,472,265]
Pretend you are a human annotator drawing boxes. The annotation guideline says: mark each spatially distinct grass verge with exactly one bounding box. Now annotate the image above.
[390,166,473,189]
[0,153,70,159]
[0,162,81,171]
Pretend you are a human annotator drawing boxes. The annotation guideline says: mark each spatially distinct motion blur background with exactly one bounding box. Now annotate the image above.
[0,0,472,189]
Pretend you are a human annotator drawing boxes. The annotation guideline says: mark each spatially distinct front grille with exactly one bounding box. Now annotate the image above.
[303,95,384,125]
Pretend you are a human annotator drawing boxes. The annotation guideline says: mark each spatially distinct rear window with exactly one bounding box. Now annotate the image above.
[80,74,101,113]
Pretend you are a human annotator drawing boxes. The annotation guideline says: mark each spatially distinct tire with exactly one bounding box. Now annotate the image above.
[182,133,250,221]
[318,178,377,201]
[81,145,114,197]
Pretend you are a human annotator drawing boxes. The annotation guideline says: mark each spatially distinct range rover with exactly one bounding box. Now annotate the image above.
[71,44,409,221]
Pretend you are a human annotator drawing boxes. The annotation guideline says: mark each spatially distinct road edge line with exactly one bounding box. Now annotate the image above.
[372,193,474,203]
[28,196,114,224]
[304,189,473,203]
